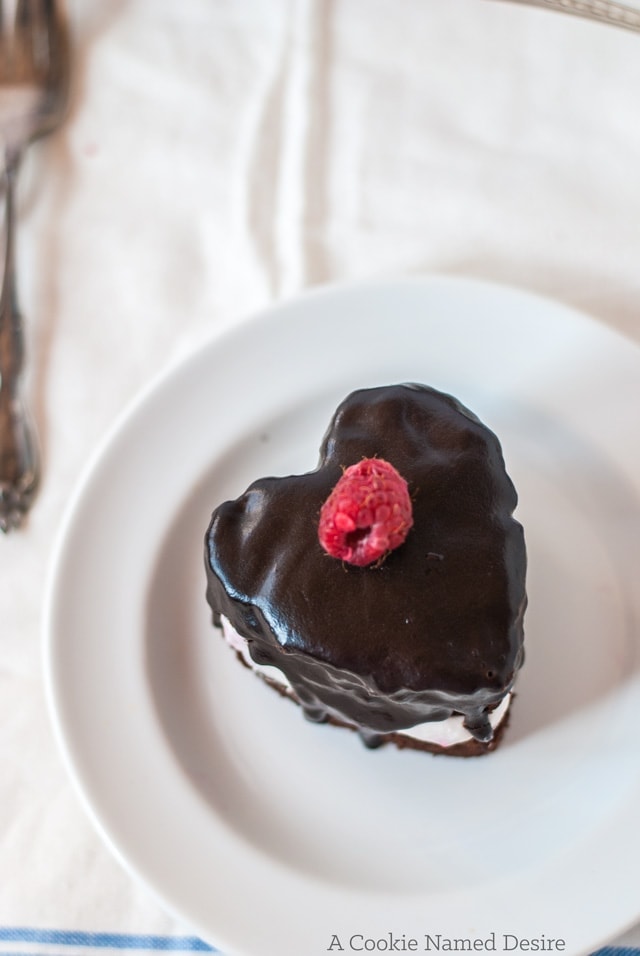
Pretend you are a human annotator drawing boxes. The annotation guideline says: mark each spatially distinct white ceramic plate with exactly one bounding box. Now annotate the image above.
[44,277,640,956]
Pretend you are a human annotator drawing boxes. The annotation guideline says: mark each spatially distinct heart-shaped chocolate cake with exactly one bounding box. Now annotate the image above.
[205,383,527,756]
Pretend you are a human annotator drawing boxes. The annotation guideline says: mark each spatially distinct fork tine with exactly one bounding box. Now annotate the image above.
[12,0,69,108]
[14,0,48,82]
[43,0,70,86]
[13,0,38,83]
[0,0,9,84]
[40,1,71,124]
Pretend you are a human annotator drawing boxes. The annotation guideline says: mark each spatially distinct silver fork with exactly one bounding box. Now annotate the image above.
[0,0,70,532]
[488,0,640,32]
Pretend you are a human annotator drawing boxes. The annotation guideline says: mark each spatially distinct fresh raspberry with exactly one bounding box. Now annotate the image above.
[318,458,413,566]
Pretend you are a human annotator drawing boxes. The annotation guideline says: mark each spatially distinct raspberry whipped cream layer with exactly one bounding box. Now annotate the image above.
[220,615,512,749]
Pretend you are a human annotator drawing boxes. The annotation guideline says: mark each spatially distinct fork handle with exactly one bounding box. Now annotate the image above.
[0,150,40,532]
[487,0,640,32]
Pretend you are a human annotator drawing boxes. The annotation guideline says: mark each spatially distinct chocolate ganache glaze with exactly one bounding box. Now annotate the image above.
[205,383,527,752]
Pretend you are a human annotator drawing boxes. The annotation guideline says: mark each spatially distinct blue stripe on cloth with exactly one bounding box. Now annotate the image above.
[593,951,640,956]
[0,929,215,952]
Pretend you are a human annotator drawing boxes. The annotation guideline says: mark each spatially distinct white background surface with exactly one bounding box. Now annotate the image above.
[3,0,640,953]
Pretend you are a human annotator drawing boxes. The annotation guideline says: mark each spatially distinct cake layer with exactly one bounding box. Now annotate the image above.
[220,614,512,751]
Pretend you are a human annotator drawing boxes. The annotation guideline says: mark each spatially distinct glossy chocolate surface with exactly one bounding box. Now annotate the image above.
[205,384,527,745]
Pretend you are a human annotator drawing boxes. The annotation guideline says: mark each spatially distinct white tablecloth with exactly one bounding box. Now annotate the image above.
[2,1,640,953]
